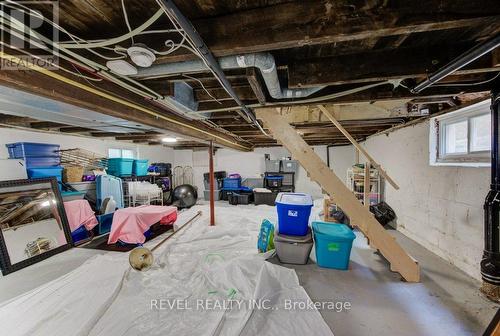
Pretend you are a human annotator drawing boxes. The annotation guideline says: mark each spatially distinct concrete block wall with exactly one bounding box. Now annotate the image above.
[348,120,488,280]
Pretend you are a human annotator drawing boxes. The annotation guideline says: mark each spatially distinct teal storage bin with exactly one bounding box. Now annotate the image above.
[107,158,133,177]
[133,159,149,176]
[312,221,355,270]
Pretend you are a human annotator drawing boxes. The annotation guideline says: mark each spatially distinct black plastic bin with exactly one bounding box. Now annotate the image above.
[254,191,278,206]
[203,171,227,182]
[265,176,283,188]
[228,192,253,205]
[150,163,172,176]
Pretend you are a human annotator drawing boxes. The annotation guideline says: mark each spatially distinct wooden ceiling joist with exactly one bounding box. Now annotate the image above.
[288,44,499,88]
[157,0,500,63]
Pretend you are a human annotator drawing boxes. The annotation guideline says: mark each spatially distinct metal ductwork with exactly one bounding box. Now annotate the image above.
[134,52,325,100]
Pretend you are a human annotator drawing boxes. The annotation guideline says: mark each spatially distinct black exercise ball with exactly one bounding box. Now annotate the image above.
[172,184,198,209]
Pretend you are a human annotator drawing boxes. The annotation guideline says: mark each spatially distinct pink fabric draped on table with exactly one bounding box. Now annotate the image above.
[63,199,99,232]
[107,205,178,244]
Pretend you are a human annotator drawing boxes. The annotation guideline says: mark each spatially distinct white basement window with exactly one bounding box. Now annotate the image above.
[108,148,135,159]
[430,100,491,167]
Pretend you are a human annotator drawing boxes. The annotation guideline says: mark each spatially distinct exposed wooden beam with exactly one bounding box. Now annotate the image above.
[0,50,251,151]
[90,132,120,137]
[0,115,36,125]
[198,83,494,113]
[288,44,499,88]
[116,134,161,141]
[194,86,256,102]
[157,0,500,63]
[246,68,266,105]
[256,107,419,282]
[30,121,68,129]
[59,127,93,133]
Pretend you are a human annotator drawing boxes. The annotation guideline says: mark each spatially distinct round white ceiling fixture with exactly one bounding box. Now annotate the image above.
[106,60,138,75]
[127,44,156,67]
[162,137,177,143]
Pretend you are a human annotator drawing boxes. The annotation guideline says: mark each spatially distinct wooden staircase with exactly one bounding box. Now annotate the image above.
[256,108,420,282]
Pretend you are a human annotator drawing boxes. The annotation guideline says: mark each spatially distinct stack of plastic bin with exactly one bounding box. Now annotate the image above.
[273,193,314,264]
[6,142,62,190]
[203,171,226,201]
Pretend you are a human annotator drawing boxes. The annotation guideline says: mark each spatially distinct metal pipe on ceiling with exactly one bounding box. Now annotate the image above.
[412,34,500,93]
[134,52,325,100]
[155,0,255,125]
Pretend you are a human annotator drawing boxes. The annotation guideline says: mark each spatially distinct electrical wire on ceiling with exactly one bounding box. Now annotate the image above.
[153,1,271,137]
[0,1,401,144]
[430,71,500,87]
[182,74,222,105]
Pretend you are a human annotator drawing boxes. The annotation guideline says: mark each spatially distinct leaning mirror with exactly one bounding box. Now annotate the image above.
[0,178,72,275]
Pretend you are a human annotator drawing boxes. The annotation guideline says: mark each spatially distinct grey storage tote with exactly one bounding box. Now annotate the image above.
[281,160,298,173]
[274,228,313,264]
[265,159,281,172]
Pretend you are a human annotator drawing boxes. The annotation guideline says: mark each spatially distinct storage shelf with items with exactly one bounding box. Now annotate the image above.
[346,164,382,206]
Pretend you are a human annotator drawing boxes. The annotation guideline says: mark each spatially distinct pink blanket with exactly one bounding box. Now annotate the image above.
[108,205,178,244]
[64,200,98,232]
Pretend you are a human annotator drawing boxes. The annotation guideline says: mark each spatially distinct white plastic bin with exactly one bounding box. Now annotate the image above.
[274,228,313,264]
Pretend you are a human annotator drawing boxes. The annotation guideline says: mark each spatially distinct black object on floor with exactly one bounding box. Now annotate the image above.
[79,223,173,252]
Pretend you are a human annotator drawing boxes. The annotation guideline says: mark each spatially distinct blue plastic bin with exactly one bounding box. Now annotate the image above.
[27,167,63,190]
[107,158,134,177]
[276,193,313,236]
[312,221,356,270]
[94,213,114,235]
[71,225,91,244]
[22,156,61,168]
[133,159,149,176]
[6,142,60,158]
[223,177,241,189]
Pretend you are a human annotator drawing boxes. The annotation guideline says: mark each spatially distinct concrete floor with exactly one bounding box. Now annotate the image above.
[273,229,499,336]
[0,202,498,335]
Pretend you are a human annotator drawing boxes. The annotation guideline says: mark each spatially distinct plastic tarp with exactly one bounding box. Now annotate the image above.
[0,205,333,336]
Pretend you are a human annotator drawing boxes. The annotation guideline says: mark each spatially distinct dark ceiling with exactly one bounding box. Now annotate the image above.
[0,0,499,149]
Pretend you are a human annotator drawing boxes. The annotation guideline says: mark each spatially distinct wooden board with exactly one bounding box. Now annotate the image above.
[318,105,400,190]
[256,107,420,282]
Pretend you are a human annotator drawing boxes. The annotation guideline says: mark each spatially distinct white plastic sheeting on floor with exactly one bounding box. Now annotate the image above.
[0,204,333,336]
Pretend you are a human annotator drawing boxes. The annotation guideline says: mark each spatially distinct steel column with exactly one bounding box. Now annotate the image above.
[482,90,500,286]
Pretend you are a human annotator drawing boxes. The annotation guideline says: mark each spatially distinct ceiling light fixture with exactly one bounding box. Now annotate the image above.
[127,44,156,67]
[106,60,138,75]
[162,137,177,143]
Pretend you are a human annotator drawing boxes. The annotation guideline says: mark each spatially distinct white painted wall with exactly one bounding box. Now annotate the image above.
[327,121,488,280]
[0,127,174,164]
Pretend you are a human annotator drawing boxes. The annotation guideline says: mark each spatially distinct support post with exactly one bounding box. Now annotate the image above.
[481,90,500,301]
[318,105,399,190]
[209,141,215,226]
[364,162,370,208]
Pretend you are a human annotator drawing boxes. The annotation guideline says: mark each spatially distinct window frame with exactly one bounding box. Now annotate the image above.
[430,100,491,167]
[108,148,135,159]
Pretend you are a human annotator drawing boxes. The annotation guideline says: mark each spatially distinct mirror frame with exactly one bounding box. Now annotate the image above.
[0,178,73,275]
